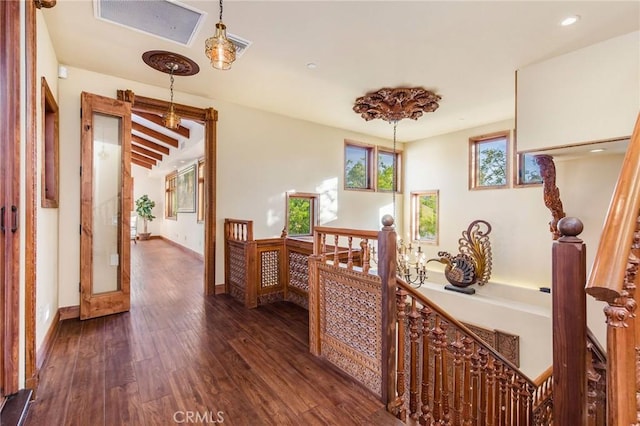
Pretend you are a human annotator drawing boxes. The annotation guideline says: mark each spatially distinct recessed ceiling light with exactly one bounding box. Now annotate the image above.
[590,148,605,153]
[560,15,580,26]
[306,62,317,70]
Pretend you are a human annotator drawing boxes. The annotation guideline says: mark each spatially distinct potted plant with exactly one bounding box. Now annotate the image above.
[134,194,156,241]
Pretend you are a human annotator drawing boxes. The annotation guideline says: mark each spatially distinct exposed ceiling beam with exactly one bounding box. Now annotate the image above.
[132,122,179,148]
[132,152,157,166]
[134,112,190,138]
[132,134,170,155]
[132,144,163,161]
[132,158,152,170]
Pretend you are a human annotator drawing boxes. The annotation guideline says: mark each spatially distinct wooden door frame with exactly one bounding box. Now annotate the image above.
[116,90,218,295]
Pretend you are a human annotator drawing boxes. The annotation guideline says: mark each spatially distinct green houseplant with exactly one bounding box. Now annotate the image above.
[135,194,156,240]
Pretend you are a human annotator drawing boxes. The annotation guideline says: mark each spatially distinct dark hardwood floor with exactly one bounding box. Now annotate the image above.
[26,239,399,425]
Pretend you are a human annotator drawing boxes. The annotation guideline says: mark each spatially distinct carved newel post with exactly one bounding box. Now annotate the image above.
[552,217,587,425]
[377,215,398,408]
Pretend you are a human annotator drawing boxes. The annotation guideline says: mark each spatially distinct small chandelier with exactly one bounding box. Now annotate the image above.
[205,0,236,70]
[163,62,181,130]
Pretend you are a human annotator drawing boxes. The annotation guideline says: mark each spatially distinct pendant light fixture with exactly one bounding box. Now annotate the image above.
[205,0,236,70]
[354,87,442,287]
[163,62,181,130]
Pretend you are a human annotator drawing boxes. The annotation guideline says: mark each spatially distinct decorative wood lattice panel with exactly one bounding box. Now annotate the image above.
[260,250,280,290]
[289,251,309,293]
[228,244,246,302]
[319,265,382,397]
[463,322,520,367]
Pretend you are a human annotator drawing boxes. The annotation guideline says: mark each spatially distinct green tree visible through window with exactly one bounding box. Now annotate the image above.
[377,151,396,191]
[520,153,543,184]
[418,194,437,240]
[478,139,507,186]
[288,197,312,235]
[345,145,370,189]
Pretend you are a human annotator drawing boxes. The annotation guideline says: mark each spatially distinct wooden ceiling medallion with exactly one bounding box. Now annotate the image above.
[353,87,441,122]
[142,50,200,76]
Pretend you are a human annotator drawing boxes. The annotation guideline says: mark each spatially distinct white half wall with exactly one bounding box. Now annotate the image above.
[517,31,640,151]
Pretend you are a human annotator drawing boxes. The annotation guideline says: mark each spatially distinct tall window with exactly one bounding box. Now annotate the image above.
[469,131,510,189]
[165,171,177,219]
[411,191,439,244]
[344,142,374,190]
[197,158,205,222]
[286,193,318,237]
[377,148,401,192]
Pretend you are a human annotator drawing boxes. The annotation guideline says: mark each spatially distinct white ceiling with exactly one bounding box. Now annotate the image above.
[42,1,640,143]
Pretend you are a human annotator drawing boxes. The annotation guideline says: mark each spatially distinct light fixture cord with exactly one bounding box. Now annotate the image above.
[169,67,175,106]
[392,120,398,222]
[219,0,223,21]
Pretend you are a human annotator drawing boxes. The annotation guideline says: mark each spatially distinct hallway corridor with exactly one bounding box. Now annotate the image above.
[25,239,394,425]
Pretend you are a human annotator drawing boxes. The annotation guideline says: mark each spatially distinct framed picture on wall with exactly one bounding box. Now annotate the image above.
[177,164,196,213]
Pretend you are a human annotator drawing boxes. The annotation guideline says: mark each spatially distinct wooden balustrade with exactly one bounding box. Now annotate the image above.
[224,219,257,308]
[392,278,538,425]
[586,329,607,426]
[224,220,364,310]
[585,113,640,424]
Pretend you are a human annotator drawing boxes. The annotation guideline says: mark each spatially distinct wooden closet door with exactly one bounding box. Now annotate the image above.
[0,0,21,397]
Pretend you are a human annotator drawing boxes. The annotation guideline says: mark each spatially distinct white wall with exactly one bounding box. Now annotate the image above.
[57,66,401,307]
[133,161,206,255]
[35,10,60,354]
[517,31,640,151]
[131,165,164,236]
[404,120,623,377]
[161,161,204,254]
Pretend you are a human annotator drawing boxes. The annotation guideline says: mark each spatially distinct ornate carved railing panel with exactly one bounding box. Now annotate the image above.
[309,225,387,398]
[586,113,640,424]
[224,219,257,308]
[284,239,314,309]
[318,264,383,396]
[256,239,285,305]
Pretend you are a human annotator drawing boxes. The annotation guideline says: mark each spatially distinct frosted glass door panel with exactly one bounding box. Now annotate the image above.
[92,113,122,294]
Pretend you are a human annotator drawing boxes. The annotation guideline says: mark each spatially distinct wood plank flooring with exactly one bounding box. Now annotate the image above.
[26,239,400,425]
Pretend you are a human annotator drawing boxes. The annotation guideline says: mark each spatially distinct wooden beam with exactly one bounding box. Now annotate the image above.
[132,144,162,161]
[131,134,170,155]
[132,122,178,148]
[132,152,156,166]
[118,89,216,122]
[134,112,190,138]
[132,158,152,170]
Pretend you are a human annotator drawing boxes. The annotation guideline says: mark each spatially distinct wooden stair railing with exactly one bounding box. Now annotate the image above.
[585,113,640,425]
[532,366,553,425]
[391,277,539,424]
